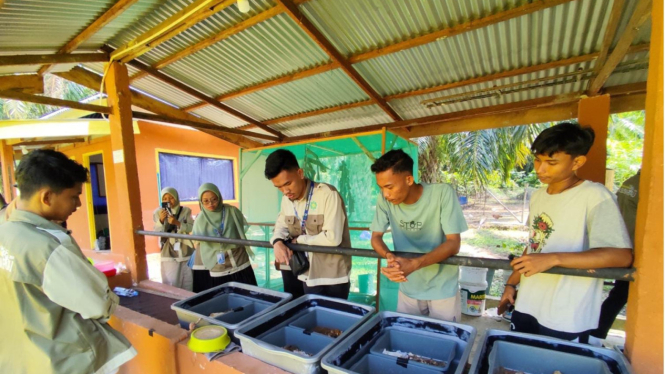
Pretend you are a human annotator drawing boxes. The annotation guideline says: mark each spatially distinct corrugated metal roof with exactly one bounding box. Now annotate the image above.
[0,0,113,51]
[271,104,392,137]
[221,69,370,122]
[159,13,330,97]
[354,0,612,97]
[109,0,277,66]
[191,105,249,128]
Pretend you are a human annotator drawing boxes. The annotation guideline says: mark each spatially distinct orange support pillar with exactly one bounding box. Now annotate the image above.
[1,140,15,200]
[624,0,663,371]
[104,62,148,285]
[577,94,610,184]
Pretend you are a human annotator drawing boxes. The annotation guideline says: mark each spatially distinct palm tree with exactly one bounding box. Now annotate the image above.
[0,74,96,120]
[418,123,550,193]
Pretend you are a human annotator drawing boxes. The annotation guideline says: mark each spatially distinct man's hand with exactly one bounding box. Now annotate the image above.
[381,265,407,282]
[159,209,168,223]
[511,253,559,277]
[167,215,180,227]
[381,255,423,282]
[498,286,516,315]
[393,257,422,278]
[273,240,293,264]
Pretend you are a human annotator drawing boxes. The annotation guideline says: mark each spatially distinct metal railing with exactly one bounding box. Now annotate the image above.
[137,230,635,281]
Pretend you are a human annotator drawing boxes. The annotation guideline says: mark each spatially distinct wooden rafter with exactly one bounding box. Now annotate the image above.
[0,90,111,114]
[592,0,627,75]
[182,62,340,112]
[0,53,108,67]
[349,0,575,64]
[54,67,262,148]
[111,0,236,63]
[276,0,401,121]
[157,5,283,70]
[12,138,86,147]
[0,74,44,94]
[131,112,279,141]
[37,0,139,75]
[176,0,579,113]
[277,83,646,142]
[588,0,652,95]
[102,45,285,140]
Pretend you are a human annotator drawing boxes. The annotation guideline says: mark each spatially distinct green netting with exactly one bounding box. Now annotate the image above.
[239,132,418,309]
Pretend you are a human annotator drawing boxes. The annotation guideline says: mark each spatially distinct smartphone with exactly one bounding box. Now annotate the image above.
[161,202,172,216]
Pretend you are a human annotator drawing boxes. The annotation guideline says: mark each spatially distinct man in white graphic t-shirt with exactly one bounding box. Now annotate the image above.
[500,122,633,343]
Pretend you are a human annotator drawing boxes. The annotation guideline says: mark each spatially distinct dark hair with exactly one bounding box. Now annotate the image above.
[531,122,595,157]
[264,149,300,179]
[370,149,414,175]
[16,149,88,199]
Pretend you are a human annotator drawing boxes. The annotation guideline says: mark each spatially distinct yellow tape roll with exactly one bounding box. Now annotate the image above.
[187,325,231,353]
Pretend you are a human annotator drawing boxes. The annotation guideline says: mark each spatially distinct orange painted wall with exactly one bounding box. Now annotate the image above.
[60,121,241,256]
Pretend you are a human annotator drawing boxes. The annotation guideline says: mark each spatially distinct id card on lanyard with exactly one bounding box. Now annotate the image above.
[215,207,226,264]
[293,181,315,236]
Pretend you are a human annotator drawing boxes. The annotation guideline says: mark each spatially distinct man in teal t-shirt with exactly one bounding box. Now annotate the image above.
[369,150,468,321]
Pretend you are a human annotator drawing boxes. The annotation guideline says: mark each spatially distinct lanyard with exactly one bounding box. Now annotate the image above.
[213,207,226,237]
[293,181,315,234]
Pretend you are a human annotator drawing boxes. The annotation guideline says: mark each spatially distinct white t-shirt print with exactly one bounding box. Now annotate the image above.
[515,181,631,333]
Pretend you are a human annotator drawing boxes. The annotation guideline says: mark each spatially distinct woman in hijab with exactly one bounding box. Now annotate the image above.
[153,187,194,291]
[192,183,256,292]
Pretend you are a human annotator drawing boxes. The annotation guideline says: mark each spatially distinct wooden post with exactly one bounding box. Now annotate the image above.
[577,95,610,184]
[0,140,15,200]
[624,0,663,371]
[104,62,148,285]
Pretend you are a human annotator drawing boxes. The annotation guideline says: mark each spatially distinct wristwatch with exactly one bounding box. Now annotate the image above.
[504,283,518,289]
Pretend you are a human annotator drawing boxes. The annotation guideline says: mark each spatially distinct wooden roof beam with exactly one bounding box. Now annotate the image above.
[592,0,627,75]
[0,74,44,94]
[0,90,111,114]
[54,67,262,148]
[234,100,373,131]
[102,45,285,140]
[111,0,236,63]
[588,0,652,95]
[131,112,278,141]
[276,0,402,121]
[280,94,584,142]
[12,138,86,147]
[0,53,108,67]
[37,0,139,75]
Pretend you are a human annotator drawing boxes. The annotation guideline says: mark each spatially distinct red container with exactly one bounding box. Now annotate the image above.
[93,261,117,278]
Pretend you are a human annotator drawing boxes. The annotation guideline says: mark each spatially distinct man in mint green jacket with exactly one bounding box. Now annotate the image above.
[0,150,136,374]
